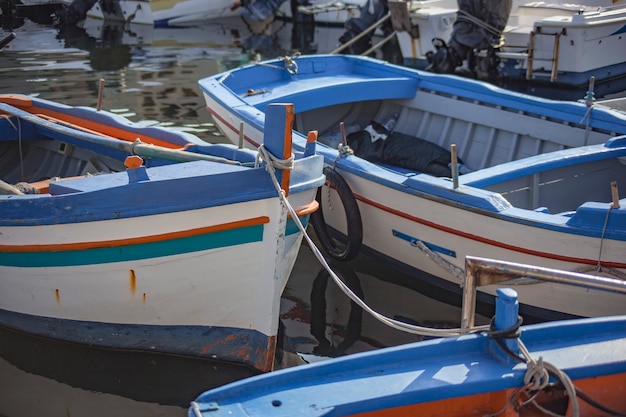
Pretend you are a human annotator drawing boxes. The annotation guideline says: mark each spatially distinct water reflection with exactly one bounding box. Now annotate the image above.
[0,326,199,415]
[0,15,350,142]
[282,245,490,359]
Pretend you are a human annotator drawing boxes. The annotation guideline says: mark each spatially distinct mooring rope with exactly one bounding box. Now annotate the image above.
[259,145,489,337]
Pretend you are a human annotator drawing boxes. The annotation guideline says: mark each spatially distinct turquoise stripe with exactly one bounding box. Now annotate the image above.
[1,215,310,268]
[2,225,265,268]
[286,214,310,236]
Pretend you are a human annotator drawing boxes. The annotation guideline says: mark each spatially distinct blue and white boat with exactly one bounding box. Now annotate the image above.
[189,281,626,417]
[0,94,325,387]
[198,53,626,320]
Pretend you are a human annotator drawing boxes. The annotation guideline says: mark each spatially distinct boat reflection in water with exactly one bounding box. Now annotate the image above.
[0,325,193,415]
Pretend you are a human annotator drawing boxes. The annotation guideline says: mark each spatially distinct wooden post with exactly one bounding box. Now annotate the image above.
[264,103,294,195]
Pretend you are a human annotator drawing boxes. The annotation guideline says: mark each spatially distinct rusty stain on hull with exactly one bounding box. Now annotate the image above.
[129,269,136,297]
[198,334,278,373]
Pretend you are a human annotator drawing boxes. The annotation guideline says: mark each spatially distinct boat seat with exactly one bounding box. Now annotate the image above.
[245,75,419,114]
[48,160,249,195]
[462,138,626,189]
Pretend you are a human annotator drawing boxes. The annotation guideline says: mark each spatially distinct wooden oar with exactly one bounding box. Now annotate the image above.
[0,102,243,165]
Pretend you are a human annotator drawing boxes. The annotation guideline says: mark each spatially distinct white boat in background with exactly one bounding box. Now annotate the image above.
[277,0,366,25]
[389,0,626,86]
[80,0,365,27]
[82,0,237,27]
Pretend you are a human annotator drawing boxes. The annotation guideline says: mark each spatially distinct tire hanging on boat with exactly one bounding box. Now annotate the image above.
[311,167,363,261]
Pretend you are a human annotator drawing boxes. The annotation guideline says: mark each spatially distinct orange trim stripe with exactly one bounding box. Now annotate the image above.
[0,95,184,149]
[292,200,319,217]
[353,372,626,417]
[281,104,294,196]
[1,216,270,253]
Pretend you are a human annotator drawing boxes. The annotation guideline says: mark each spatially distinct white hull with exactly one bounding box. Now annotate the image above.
[0,199,308,335]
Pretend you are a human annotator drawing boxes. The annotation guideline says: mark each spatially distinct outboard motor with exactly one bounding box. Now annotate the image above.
[427,0,512,77]
[54,0,98,25]
[339,0,389,55]
[233,0,288,21]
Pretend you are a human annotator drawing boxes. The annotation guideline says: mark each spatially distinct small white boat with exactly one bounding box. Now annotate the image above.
[277,0,366,25]
[79,0,365,27]
[199,53,626,320]
[388,0,626,86]
[0,94,325,387]
[81,0,238,27]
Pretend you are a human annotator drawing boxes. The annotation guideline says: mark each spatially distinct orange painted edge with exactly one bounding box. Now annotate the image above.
[0,95,183,149]
[0,94,33,108]
[352,372,626,417]
[281,104,293,196]
[1,216,270,252]
[289,200,319,219]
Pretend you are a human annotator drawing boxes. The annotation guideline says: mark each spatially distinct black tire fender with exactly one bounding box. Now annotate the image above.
[311,167,363,261]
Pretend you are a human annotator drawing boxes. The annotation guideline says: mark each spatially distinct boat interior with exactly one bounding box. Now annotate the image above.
[297,92,626,215]
[0,107,256,196]
[0,137,126,185]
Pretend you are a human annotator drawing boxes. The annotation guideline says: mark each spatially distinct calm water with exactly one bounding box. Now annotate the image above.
[1,9,624,417]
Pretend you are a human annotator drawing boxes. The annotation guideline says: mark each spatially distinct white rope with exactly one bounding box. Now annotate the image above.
[414,240,466,284]
[519,339,579,417]
[260,148,489,338]
[255,53,301,75]
[256,144,294,171]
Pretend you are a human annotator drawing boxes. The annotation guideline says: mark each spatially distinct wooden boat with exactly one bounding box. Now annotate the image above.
[389,0,626,86]
[0,94,325,387]
[198,53,626,320]
[188,259,626,417]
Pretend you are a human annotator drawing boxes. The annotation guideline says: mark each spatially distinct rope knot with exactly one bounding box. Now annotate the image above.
[337,142,354,157]
[255,144,294,173]
[283,53,300,75]
[523,356,550,391]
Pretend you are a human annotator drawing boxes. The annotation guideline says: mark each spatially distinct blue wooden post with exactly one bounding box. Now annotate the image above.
[264,103,293,195]
[304,130,318,157]
[494,288,520,355]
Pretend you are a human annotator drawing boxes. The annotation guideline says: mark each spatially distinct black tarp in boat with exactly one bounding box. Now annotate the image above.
[346,122,462,177]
